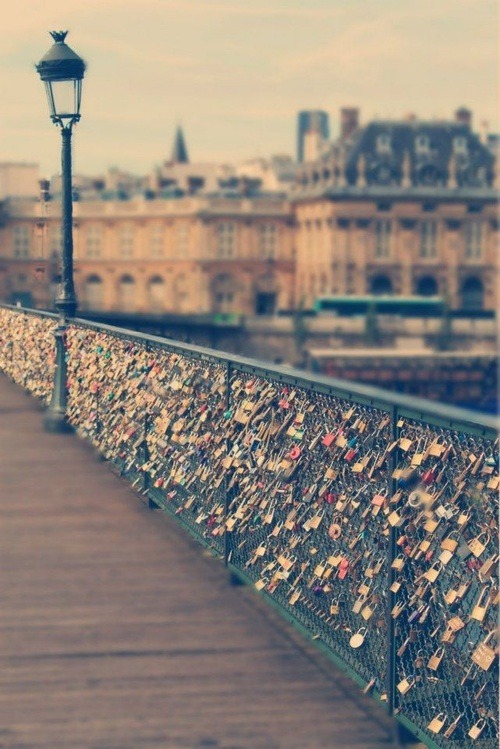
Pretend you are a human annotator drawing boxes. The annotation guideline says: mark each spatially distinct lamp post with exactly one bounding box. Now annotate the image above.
[36,31,85,432]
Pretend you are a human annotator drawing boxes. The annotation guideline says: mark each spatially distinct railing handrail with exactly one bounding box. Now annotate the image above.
[1,302,497,436]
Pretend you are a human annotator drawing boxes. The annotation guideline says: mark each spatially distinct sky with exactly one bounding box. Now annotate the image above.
[0,0,498,177]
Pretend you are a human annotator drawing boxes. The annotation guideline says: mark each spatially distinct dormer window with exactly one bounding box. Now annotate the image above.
[415,134,430,154]
[453,136,468,155]
[376,134,391,154]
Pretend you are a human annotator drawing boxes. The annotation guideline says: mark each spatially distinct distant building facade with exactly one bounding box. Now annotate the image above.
[0,192,294,315]
[292,108,498,312]
[0,109,497,316]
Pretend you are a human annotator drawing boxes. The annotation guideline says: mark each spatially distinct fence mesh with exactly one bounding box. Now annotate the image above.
[0,308,55,402]
[1,308,497,749]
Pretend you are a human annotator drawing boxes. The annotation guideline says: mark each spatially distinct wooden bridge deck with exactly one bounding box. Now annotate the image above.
[0,376,397,749]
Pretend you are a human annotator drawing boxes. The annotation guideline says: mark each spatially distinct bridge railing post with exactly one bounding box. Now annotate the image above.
[224,360,232,568]
[386,404,398,717]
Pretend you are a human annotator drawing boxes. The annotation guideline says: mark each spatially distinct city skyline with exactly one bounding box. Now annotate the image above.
[0,0,497,176]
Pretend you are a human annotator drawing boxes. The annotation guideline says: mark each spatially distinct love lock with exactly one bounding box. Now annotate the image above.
[328,522,342,540]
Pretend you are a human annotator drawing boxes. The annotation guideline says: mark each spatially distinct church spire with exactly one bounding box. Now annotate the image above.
[170,125,189,164]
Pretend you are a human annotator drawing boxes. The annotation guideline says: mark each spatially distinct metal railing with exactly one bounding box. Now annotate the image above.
[0,303,498,749]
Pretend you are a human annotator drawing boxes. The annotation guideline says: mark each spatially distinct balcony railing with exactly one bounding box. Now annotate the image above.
[0,303,498,749]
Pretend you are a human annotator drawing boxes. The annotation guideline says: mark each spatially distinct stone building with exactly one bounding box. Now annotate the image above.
[292,108,498,311]
[0,109,497,315]
[0,191,294,315]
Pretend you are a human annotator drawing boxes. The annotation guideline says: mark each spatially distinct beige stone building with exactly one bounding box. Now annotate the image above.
[0,192,294,316]
[292,109,498,311]
[0,110,497,316]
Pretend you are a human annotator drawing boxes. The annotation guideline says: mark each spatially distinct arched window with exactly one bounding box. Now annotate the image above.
[461,277,484,310]
[415,276,438,297]
[370,275,393,295]
[85,274,103,310]
[148,276,164,312]
[118,275,135,311]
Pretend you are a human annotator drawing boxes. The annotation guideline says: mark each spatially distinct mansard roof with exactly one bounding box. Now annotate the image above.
[345,120,494,188]
[294,117,496,198]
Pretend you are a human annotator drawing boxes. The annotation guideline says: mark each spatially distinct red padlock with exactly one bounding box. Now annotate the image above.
[338,558,350,579]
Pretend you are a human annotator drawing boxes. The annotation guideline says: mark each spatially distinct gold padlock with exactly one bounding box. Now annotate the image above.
[427,646,445,671]
[470,586,490,622]
[397,675,416,694]
[468,718,487,740]
[427,712,447,734]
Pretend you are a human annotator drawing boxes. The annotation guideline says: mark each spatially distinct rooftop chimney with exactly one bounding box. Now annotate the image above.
[340,107,359,140]
[455,107,472,129]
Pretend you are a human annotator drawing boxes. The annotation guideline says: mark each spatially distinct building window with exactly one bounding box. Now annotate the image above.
[374,220,392,258]
[85,275,103,310]
[13,226,31,258]
[465,221,483,259]
[150,224,164,258]
[376,134,391,154]
[118,275,135,310]
[420,221,437,258]
[175,223,189,256]
[461,277,484,310]
[216,222,236,258]
[415,276,438,296]
[415,134,431,154]
[119,225,135,259]
[85,225,103,259]
[259,224,277,259]
[212,273,236,313]
[148,276,165,311]
[453,136,468,155]
[370,275,393,295]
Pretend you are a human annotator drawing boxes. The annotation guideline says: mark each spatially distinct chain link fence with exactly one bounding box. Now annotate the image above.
[1,305,498,749]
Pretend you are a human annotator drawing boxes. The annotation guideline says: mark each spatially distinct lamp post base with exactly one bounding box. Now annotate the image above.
[43,408,74,433]
[44,317,73,434]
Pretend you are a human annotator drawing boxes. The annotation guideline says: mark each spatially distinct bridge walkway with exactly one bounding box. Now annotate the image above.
[0,376,397,749]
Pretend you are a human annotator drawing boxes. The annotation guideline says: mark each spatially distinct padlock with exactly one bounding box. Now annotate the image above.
[397,674,416,695]
[468,532,490,558]
[478,553,499,579]
[414,650,425,669]
[440,531,460,553]
[470,586,490,622]
[468,718,487,740]
[424,561,442,583]
[330,599,340,615]
[471,631,497,671]
[443,714,462,738]
[391,555,406,571]
[427,713,447,734]
[427,647,445,671]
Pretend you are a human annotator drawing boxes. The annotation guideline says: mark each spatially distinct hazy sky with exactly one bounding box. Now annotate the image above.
[1,0,498,176]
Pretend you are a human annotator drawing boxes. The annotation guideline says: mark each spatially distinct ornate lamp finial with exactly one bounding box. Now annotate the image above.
[49,31,68,43]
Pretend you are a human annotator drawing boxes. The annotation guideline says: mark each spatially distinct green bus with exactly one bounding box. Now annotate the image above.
[313,295,446,317]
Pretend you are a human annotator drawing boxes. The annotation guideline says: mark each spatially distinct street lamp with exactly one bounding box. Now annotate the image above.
[36,31,85,432]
